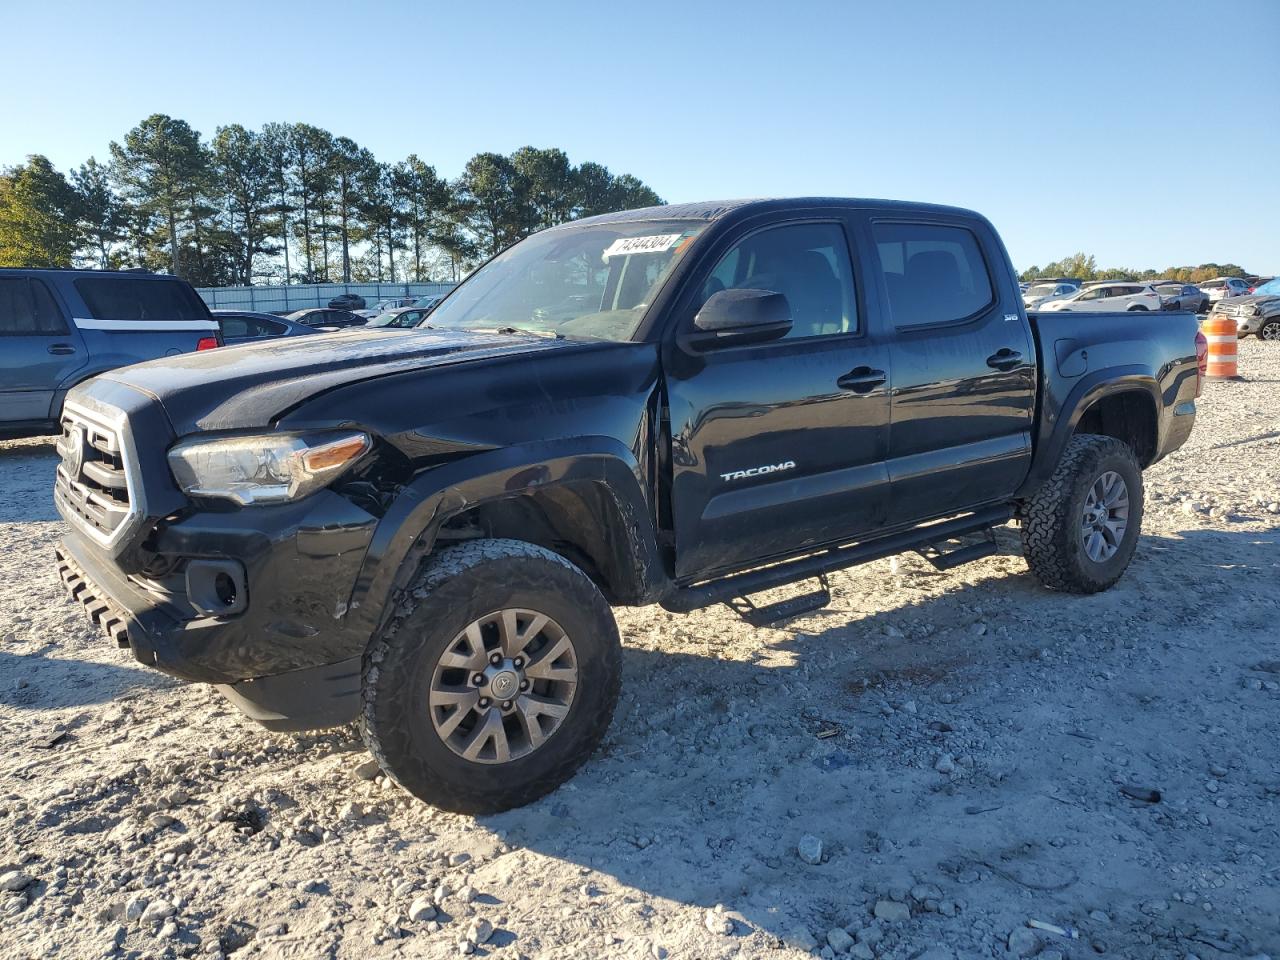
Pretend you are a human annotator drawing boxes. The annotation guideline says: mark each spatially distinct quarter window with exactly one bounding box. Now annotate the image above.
[872,222,994,327]
[75,277,210,322]
[701,222,858,339]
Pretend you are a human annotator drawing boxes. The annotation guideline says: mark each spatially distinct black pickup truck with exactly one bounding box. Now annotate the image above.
[52,198,1204,812]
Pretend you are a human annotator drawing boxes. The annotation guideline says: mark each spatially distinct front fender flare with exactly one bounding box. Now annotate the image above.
[345,436,666,636]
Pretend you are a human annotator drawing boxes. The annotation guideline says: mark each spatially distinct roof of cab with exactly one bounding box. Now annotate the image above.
[570,197,983,227]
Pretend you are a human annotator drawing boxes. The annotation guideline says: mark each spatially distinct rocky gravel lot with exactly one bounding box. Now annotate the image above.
[1,341,1278,960]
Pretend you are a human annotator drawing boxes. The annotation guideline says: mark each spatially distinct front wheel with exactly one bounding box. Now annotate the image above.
[1260,319,1280,341]
[1020,435,1144,593]
[1128,305,1149,311]
[360,539,622,813]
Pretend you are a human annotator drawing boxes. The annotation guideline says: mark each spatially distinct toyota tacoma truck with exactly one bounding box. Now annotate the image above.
[51,198,1205,813]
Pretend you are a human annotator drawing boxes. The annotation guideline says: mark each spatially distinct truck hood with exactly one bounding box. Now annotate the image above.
[96,327,580,434]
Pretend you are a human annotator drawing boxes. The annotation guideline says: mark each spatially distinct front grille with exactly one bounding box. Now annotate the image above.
[54,405,137,546]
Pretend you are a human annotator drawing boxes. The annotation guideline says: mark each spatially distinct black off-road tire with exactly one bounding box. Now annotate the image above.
[360,538,621,814]
[1020,434,1144,594]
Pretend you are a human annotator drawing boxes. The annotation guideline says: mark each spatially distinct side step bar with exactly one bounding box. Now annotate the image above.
[916,530,999,571]
[661,505,1014,614]
[727,574,831,627]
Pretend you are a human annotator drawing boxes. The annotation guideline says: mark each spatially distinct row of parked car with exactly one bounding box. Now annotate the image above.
[214,295,447,344]
[1018,275,1275,330]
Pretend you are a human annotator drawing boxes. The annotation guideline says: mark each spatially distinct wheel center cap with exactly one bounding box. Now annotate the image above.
[490,671,519,699]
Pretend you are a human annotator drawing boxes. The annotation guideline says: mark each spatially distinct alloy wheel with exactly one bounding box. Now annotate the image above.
[1080,470,1129,563]
[428,608,578,764]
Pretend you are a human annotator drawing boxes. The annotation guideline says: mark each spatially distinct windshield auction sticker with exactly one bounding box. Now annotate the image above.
[602,234,682,259]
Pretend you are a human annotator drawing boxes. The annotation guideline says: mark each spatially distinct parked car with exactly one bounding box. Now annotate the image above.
[374,297,418,312]
[1022,279,1081,310]
[285,308,366,329]
[50,197,1202,813]
[327,293,366,310]
[1199,277,1251,304]
[1,268,220,439]
[411,294,446,311]
[1037,282,1163,313]
[1209,276,1280,341]
[365,307,435,329]
[1153,282,1208,313]
[213,310,320,346]
[1247,277,1274,293]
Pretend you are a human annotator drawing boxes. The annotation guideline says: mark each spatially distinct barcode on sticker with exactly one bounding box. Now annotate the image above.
[602,234,681,259]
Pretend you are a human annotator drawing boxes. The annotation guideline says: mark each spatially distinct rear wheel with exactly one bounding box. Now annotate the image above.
[1128,305,1149,311]
[1020,435,1144,594]
[360,539,622,813]
[1260,319,1280,341]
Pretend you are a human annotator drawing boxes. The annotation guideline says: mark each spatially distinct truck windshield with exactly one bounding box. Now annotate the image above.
[424,220,705,341]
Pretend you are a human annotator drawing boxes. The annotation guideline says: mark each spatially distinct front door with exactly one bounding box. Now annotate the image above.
[663,217,893,581]
[0,276,84,425]
[864,216,1035,523]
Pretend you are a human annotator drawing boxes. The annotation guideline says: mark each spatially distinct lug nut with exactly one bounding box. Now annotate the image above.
[512,657,524,668]
[489,653,502,665]
[478,697,490,709]
[519,680,529,691]
[472,673,485,686]
[502,700,513,711]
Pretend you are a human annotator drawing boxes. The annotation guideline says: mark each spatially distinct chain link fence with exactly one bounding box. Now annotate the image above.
[194,281,456,313]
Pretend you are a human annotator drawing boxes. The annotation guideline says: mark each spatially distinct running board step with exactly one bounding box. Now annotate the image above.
[661,505,1015,615]
[917,537,998,571]
[726,575,831,627]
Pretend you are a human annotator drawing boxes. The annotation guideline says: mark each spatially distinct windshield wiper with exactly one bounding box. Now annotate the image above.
[477,326,564,339]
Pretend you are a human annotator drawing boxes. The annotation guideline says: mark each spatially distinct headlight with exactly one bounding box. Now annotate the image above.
[167,431,371,505]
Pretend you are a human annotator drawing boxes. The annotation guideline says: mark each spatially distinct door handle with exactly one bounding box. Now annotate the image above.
[47,343,76,356]
[986,348,1023,371]
[837,366,887,392]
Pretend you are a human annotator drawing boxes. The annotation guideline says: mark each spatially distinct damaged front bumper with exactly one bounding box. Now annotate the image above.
[55,490,379,730]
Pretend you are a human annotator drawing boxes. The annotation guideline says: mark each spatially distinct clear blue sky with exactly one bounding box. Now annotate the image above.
[3,0,1277,272]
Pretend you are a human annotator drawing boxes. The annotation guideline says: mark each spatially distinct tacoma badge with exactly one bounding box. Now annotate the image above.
[720,460,796,482]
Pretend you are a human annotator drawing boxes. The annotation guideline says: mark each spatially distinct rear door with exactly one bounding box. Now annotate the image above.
[0,275,86,424]
[663,214,893,580]
[863,215,1035,523]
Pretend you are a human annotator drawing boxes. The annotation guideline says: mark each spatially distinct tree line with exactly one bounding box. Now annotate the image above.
[1021,252,1255,285]
[0,114,663,286]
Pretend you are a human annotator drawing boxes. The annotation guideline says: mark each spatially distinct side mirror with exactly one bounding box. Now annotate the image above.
[683,288,792,350]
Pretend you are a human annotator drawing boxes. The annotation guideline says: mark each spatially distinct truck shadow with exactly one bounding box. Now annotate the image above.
[0,648,176,710]
[480,523,1279,949]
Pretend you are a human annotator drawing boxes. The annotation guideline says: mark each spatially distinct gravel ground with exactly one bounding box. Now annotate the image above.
[1,341,1278,960]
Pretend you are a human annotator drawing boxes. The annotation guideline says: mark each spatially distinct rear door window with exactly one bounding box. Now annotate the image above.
[872,222,994,328]
[0,277,68,335]
[74,277,210,322]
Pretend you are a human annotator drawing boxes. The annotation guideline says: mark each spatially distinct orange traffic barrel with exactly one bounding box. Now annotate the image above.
[1201,314,1242,380]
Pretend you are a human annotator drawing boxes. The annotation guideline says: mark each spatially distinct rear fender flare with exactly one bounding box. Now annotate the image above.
[1017,365,1161,498]
[346,436,665,636]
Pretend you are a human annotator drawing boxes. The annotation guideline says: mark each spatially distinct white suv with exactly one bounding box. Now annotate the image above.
[1037,282,1163,313]
[1022,280,1081,310]
[1199,277,1251,304]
